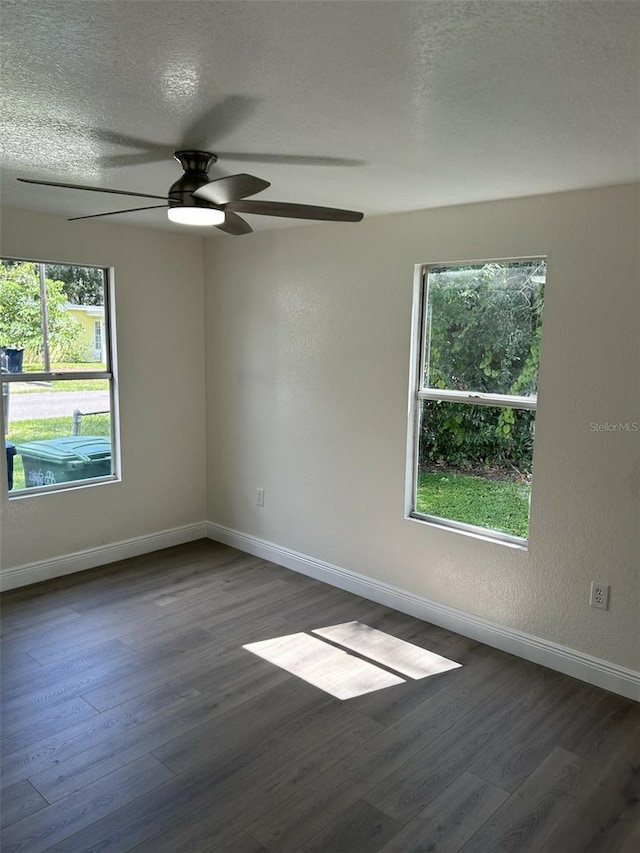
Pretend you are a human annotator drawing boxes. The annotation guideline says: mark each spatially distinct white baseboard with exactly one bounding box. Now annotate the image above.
[0,522,209,592]
[3,518,637,701]
[207,521,640,702]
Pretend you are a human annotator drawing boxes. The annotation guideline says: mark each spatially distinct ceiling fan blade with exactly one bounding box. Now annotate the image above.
[68,205,168,221]
[217,152,365,167]
[193,174,270,206]
[215,212,253,236]
[18,177,168,201]
[225,200,364,222]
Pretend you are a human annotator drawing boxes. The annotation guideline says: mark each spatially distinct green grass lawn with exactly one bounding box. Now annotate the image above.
[416,470,531,538]
[8,415,111,491]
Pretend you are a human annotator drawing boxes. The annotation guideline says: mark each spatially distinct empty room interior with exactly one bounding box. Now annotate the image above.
[1,2,639,852]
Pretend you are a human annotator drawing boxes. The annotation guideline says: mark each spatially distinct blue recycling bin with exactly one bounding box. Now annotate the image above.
[1,348,24,373]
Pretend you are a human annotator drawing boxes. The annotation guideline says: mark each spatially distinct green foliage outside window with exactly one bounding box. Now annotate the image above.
[420,401,535,471]
[420,262,544,472]
[44,263,104,306]
[0,261,84,362]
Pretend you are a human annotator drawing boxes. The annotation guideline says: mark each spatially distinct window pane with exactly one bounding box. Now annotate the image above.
[4,379,112,491]
[423,260,545,396]
[44,263,107,368]
[416,400,535,539]
[1,260,106,373]
[1,261,45,371]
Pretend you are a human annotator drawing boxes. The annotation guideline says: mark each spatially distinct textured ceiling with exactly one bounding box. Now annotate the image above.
[1,0,639,235]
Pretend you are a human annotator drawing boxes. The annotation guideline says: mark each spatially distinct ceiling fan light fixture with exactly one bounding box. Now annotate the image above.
[167,205,225,226]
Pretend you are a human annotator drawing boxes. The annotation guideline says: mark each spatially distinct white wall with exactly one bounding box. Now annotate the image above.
[0,208,207,571]
[1,187,637,677]
[204,184,640,672]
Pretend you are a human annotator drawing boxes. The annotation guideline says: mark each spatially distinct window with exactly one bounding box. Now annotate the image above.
[94,320,103,360]
[1,259,118,495]
[408,259,546,546]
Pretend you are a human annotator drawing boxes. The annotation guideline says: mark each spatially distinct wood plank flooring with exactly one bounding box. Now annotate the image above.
[1,539,638,852]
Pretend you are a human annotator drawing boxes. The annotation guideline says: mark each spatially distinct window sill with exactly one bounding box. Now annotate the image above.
[8,474,120,500]
[407,511,529,551]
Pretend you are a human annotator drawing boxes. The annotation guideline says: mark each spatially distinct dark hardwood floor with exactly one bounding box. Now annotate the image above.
[1,539,638,852]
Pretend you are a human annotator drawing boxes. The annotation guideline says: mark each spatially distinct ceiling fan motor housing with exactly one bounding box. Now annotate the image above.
[168,150,221,210]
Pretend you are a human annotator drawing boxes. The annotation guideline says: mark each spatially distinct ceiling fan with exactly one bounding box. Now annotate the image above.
[18,150,364,235]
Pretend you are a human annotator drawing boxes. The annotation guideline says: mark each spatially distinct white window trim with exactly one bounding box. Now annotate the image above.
[405,257,545,549]
[2,260,120,498]
[417,389,537,410]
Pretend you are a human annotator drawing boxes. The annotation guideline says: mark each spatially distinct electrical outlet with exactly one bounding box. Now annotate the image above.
[256,488,265,507]
[590,582,609,610]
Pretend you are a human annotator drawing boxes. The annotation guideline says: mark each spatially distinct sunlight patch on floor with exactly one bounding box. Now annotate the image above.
[313,621,462,679]
[243,632,405,699]
[243,622,462,700]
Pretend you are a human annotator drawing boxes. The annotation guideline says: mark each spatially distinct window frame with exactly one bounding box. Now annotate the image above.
[2,257,120,498]
[406,257,546,549]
